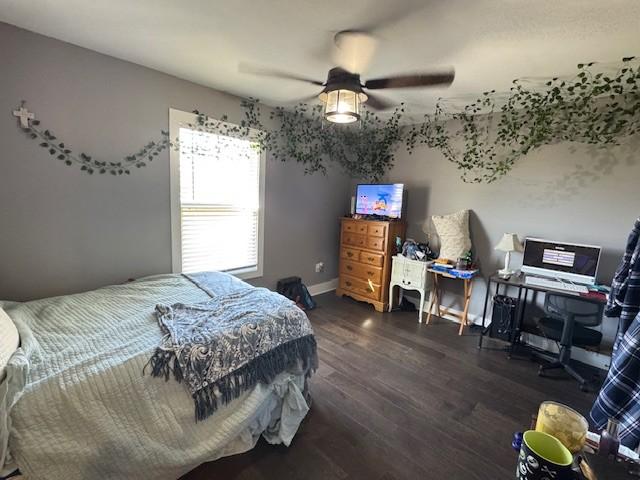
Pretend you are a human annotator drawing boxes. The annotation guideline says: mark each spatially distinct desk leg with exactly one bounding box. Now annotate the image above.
[388,284,395,312]
[459,279,474,335]
[418,290,425,324]
[434,274,442,318]
[509,286,528,357]
[478,278,492,349]
[426,274,437,324]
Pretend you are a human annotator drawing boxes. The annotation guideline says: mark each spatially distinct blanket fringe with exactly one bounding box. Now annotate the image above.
[143,349,175,381]
[146,334,318,422]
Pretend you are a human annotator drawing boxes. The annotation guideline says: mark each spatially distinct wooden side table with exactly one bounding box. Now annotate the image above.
[426,268,477,335]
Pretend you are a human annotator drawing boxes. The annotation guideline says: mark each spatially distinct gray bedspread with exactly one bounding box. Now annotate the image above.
[1,272,314,480]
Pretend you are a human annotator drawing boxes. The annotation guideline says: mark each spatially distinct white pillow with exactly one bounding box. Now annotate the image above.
[0,308,19,380]
[432,209,472,261]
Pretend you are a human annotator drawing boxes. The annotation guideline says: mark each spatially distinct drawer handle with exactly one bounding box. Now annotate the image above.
[368,256,374,261]
[347,252,354,257]
[367,271,374,276]
[346,281,352,287]
[346,265,353,271]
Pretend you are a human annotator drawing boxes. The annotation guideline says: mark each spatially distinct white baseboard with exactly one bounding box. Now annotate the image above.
[401,291,482,326]
[435,305,482,326]
[308,278,339,296]
[326,285,611,370]
[412,297,610,370]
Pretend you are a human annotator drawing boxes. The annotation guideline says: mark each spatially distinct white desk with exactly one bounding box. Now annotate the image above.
[388,255,431,322]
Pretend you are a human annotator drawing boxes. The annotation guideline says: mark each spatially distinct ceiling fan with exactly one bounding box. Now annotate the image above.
[239,29,454,124]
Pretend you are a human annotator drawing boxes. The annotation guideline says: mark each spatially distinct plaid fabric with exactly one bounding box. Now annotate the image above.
[606,217,640,353]
[590,217,640,438]
[590,312,640,440]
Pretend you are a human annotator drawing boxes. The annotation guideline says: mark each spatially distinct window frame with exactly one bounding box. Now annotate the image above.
[169,108,265,279]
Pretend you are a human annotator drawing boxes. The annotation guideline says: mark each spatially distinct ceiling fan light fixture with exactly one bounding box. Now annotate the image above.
[322,89,363,124]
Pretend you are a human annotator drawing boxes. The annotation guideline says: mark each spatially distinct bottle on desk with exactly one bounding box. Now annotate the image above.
[598,418,621,458]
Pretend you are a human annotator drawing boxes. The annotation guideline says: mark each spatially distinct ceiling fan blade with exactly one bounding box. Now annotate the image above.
[238,63,324,86]
[364,70,455,89]
[281,93,322,105]
[364,92,396,111]
[332,30,379,74]
[355,0,429,34]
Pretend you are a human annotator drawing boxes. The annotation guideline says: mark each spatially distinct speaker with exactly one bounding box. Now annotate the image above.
[489,294,517,341]
[350,196,356,215]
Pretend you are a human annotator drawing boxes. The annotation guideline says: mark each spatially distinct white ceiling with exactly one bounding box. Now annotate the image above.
[2,0,639,115]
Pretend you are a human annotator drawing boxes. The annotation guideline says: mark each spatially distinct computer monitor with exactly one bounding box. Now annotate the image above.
[521,238,601,285]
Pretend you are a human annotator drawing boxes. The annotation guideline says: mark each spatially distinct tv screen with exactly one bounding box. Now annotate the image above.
[355,184,404,218]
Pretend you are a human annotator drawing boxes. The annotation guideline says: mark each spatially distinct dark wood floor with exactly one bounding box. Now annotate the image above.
[183,293,600,480]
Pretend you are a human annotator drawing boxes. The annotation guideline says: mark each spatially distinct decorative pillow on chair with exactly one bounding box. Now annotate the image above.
[0,308,19,380]
[432,209,472,261]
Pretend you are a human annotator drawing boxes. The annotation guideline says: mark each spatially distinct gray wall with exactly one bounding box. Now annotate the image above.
[0,23,350,301]
[384,127,639,341]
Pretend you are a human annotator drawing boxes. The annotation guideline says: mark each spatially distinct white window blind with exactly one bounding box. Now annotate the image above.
[177,126,262,275]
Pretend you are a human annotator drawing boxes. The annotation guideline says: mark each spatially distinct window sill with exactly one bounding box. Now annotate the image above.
[229,266,263,281]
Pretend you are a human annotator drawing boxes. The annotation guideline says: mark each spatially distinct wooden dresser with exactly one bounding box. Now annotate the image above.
[336,217,406,312]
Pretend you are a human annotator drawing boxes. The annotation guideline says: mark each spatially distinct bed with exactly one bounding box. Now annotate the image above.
[0,272,316,480]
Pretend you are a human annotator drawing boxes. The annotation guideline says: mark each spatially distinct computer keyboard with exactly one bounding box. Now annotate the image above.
[524,276,589,294]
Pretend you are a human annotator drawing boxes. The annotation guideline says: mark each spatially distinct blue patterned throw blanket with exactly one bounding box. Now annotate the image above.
[147,273,317,421]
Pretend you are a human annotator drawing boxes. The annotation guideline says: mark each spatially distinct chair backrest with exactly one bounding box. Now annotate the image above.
[544,294,604,327]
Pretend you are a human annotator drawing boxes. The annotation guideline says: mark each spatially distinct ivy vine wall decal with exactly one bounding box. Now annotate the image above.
[12,57,640,182]
[406,56,640,183]
[13,103,171,175]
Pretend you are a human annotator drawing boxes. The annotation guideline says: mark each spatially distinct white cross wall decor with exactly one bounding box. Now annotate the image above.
[13,106,35,128]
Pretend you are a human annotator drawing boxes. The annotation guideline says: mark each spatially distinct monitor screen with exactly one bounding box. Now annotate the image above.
[522,238,600,282]
[355,184,404,218]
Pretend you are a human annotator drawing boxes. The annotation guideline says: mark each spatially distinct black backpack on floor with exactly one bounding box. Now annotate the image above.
[276,276,316,311]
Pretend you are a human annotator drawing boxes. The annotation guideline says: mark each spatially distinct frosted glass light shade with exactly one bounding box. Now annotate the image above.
[323,89,361,123]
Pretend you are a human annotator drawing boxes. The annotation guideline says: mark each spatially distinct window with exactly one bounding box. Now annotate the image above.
[169,109,265,278]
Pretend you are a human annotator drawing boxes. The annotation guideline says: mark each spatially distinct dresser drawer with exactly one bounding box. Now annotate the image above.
[340,274,381,301]
[340,260,383,284]
[360,251,384,267]
[343,220,369,235]
[343,233,367,248]
[391,256,428,289]
[366,236,386,251]
[340,247,360,261]
[368,223,387,237]
[342,221,358,233]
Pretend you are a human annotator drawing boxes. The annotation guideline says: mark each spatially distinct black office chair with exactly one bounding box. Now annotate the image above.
[534,294,604,391]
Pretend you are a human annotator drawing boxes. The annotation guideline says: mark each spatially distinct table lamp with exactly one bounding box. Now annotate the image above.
[495,233,523,277]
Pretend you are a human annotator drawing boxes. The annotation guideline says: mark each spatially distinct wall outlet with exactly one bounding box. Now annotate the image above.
[315,262,325,273]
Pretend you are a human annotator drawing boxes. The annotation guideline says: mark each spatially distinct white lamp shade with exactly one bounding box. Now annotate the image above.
[494,233,523,253]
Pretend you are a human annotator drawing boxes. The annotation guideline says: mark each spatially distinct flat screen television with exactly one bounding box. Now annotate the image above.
[355,183,404,218]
